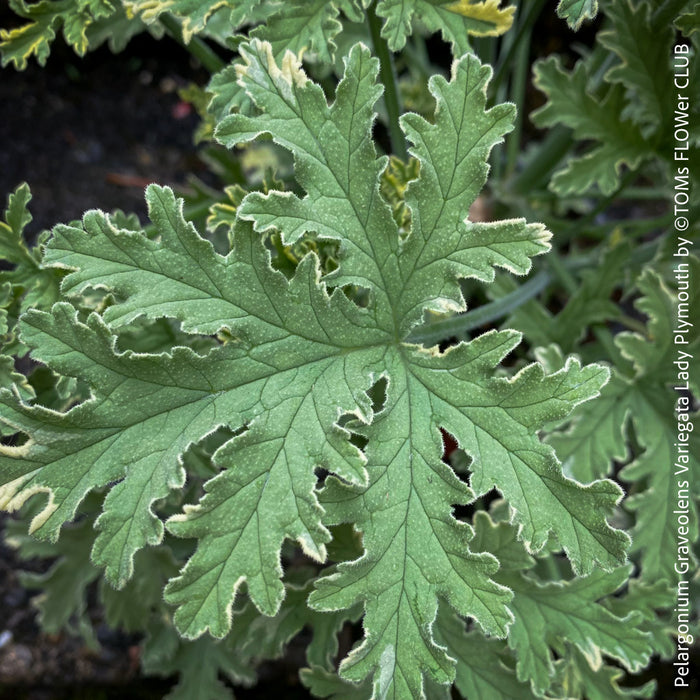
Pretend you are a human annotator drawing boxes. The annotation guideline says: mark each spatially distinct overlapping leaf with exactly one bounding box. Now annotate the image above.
[469,512,655,696]
[376,0,515,53]
[0,183,61,317]
[123,0,234,42]
[533,0,700,194]
[206,0,515,120]
[532,57,648,195]
[0,41,628,697]
[599,0,674,137]
[0,184,60,397]
[0,0,131,68]
[548,263,700,581]
[207,0,365,119]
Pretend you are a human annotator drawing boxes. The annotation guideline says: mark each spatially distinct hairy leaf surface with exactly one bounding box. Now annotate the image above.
[556,0,598,29]
[0,41,627,696]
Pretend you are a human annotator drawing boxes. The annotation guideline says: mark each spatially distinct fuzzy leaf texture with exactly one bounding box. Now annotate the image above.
[206,0,515,119]
[0,41,628,697]
[556,0,598,29]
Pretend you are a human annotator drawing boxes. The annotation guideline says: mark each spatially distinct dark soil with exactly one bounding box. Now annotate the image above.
[0,20,209,240]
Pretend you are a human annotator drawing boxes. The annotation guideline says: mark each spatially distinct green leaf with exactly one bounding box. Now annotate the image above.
[434,608,538,700]
[468,511,657,696]
[250,0,356,65]
[376,0,515,53]
[553,647,656,700]
[546,264,700,581]
[0,0,121,68]
[5,509,100,647]
[301,666,372,699]
[598,0,675,137]
[217,567,361,672]
[502,566,654,694]
[532,56,648,195]
[1,42,627,696]
[124,0,235,42]
[101,546,180,632]
[309,343,516,695]
[556,0,598,30]
[603,577,675,659]
[547,375,631,482]
[206,0,363,119]
[505,242,628,354]
[141,618,253,699]
[675,3,700,36]
[0,183,61,312]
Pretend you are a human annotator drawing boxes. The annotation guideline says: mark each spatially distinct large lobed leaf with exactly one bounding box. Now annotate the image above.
[0,42,628,697]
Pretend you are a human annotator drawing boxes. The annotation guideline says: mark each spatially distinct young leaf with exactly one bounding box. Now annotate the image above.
[556,0,598,30]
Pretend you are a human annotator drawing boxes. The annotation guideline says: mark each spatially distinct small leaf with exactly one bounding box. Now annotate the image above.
[556,0,598,30]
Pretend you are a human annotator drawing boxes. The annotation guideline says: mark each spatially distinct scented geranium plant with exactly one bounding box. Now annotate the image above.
[0,1,697,698]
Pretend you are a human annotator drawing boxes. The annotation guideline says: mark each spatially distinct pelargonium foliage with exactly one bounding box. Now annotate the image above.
[0,40,641,698]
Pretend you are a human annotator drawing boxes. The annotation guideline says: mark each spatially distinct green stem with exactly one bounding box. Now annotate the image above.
[490,0,547,98]
[159,13,226,74]
[407,270,552,346]
[505,19,531,175]
[367,2,407,159]
[509,126,573,194]
[546,248,577,295]
[407,249,601,347]
[554,169,640,244]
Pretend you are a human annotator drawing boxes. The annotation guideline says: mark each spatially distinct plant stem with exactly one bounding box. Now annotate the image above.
[159,13,226,74]
[367,2,408,159]
[407,270,552,346]
[546,248,577,295]
[509,126,573,194]
[505,17,531,176]
[490,0,547,98]
[406,236,662,347]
